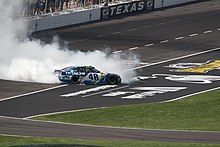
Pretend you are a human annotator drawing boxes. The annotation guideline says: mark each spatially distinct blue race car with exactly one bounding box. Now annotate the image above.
[54,66,121,85]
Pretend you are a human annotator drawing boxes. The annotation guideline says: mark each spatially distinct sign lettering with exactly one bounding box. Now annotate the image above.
[101,0,154,19]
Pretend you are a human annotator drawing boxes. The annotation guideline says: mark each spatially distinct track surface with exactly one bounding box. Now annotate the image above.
[0,0,220,144]
[0,116,220,144]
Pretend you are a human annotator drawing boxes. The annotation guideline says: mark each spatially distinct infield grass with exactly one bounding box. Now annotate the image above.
[1,135,220,147]
[33,89,220,131]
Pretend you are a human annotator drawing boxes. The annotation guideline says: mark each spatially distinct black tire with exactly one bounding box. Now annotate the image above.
[71,76,80,84]
[107,75,118,85]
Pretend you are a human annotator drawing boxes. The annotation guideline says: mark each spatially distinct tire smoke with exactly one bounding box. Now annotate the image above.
[0,0,139,83]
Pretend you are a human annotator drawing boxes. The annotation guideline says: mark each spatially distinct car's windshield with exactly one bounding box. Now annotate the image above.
[62,66,75,70]
[86,67,101,73]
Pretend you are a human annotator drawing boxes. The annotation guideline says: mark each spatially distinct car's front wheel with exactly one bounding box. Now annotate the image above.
[71,76,80,84]
[107,75,118,85]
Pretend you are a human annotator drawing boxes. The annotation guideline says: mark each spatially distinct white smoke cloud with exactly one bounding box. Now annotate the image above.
[0,0,139,83]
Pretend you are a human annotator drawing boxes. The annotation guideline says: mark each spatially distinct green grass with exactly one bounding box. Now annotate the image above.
[1,135,220,147]
[33,89,220,131]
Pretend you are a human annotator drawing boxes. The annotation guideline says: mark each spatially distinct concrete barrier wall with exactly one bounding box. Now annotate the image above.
[27,0,199,33]
[154,0,197,9]
[28,8,101,33]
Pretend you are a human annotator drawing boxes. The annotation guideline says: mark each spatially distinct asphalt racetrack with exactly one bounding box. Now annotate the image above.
[0,0,220,144]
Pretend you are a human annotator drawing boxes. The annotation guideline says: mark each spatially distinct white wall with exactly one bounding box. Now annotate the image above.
[27,8,101,33]
[27,0,200,33]
[154,0,197,9]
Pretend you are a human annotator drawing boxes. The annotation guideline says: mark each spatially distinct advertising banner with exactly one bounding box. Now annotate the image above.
[101,0,154,19]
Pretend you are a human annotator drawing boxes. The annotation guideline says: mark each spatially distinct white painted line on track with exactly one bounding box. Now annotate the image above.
[24,107,108,119]
[217,28,220,31]
[127,47,220,71]
[128,47,139,50]
[175,36,184,40]
[189,33,198,37]
[78,38,89,42]
[163,87,220,103]
[82,85,129,98]
[127,28,137,32]
[112,32,121,35]
[145,43,154,47]
[0,134,31,138]
[171,20,180,23]
[160,40,169,43]
[113,50,122,54]
[97,35,106,38]
[0,84,68,102]
[141,25,151,29]
[203,30,212,34]
[157,22,166,25]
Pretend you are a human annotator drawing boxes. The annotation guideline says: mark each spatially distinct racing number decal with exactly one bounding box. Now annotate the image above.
[89,74,99,81]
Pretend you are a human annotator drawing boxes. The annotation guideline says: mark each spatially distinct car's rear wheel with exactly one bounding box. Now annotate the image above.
[71,76,80,84]
[107,75,118,85]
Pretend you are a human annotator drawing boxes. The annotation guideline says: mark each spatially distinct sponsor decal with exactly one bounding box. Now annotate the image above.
[102,6,109,19]
[72,72,86,76]
[166,60,220,73]
[101,0,154,19]
[146,0,154,10]
[136,74,220,84]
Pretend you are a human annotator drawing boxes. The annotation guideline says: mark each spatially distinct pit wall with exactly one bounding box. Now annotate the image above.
[27,0,199,33]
